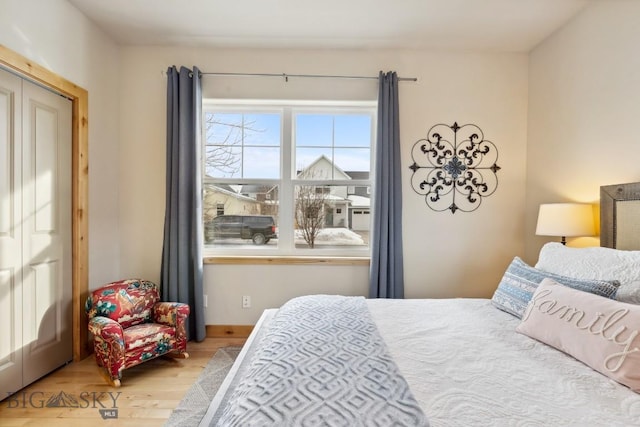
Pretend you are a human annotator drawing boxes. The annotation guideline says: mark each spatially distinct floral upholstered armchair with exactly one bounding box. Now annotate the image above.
[85,279,190,387]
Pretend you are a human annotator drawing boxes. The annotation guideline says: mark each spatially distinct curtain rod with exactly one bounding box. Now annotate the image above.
[198,71,417,82]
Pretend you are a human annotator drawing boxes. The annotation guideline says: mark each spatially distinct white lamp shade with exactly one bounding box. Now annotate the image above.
[535,203,595,237]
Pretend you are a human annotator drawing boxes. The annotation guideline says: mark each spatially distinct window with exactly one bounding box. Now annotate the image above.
[203,100,375,256]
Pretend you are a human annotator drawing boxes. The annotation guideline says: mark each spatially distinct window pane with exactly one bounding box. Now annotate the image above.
[205,146,242,178]
[294,185,370,249]
[334,148,370,177]
[205,112,281,179]
[244,147,280,179]
[205,113,243,147]
[295,147,333,179]
[243,113,281,146]
[295,114,332,147]
[295,113,372,180]
[334,115,372,147]
[203,183,279,248]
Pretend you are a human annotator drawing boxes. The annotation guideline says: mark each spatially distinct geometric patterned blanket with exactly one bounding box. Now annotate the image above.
[212,295,429,426]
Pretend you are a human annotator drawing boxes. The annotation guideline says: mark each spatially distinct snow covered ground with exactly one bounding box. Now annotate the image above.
[207,227,368,248]
[294,227,366,246]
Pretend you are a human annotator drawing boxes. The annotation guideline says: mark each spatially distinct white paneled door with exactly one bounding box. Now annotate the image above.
[0,67,72,397]
[0,66,23,397]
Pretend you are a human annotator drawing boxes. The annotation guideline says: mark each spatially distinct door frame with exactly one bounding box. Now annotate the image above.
[0,45,89,361]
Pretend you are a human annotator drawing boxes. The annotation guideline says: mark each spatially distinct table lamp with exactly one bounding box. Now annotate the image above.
[535,203,595,245]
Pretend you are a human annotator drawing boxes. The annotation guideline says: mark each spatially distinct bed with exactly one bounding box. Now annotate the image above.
[200,188,640,426]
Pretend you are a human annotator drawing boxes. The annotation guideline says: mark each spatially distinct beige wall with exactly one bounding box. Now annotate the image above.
[6,0,589,325]
[524,0,640,264]
[118,46,528,324]
[0,0,121,289]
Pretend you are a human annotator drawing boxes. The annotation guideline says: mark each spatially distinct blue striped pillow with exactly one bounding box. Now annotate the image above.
[491,257,619,318]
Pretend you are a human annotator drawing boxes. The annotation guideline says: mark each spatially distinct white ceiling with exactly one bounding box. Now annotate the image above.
[67,0,594,52]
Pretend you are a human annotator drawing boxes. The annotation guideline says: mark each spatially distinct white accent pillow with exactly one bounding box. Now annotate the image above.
[535,243,640,304]
[517,278,640,392]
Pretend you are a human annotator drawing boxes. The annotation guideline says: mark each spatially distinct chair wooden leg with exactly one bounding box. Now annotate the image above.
[97,367,121,387]
[164,351,189,359]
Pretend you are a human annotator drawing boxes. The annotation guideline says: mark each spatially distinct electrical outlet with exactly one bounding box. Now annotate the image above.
[242,295,251,309]
[204,294,208,308]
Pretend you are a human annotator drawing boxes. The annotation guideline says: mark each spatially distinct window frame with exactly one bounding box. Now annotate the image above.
[202,99,376,258]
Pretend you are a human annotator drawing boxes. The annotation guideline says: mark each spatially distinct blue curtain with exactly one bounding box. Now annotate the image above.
[369,71,404,298]
[161,66,206,341]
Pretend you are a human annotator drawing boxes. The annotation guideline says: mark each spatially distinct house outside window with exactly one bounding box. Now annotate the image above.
[202,100,375,255]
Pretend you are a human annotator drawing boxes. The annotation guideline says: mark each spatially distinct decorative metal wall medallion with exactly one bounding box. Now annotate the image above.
[409,122,500,213]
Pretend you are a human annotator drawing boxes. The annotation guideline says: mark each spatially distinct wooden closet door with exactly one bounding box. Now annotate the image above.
[20,79,73,386]
[0,68,24,397]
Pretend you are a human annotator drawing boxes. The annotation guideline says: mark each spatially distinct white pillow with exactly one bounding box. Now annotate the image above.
[535,242,640,304]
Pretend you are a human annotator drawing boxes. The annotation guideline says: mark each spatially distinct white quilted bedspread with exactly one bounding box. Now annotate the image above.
[368,298,640,427]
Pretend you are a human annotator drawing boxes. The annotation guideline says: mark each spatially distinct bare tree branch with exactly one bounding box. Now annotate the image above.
[295,169,329,248]
[204,113,263,177]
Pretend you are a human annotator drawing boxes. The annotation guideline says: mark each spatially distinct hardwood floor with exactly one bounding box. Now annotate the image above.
[0,338,246,426]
